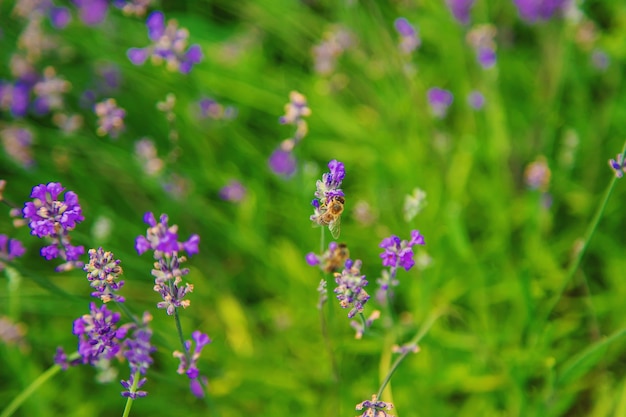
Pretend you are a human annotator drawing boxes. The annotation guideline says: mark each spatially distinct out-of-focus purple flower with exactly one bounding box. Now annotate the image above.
[392,342,420,354]
[74,302,124,365]
[22,182,85,270]
[524,156,551,191]
[198,97,237,120]
[334,259,370,318]
[477,46,497,68]
[279,90,311,142]
[609,152,626,178]
[128,11,203,74]
[591,48,609,71]
[268,148,297,178]
[84,248,125,303]
[312,26,353,75]
[468,90,485,110]
[0,126,35,168]
[356,395,394,417]
[0,235,26,271]
[467,24,498,69]
[219,180,246,202]
[427,87,453,118]
[0,316,27,348]
[513,0,569,23]
[50,7,71,29]
[446,0,475,25]
[74,0,109,26]
[305,241,350,273]
[94,98,126,138]
[113,0,154,17]
[134,138,164,177]
[173,330,211,398]
[32,67,70,114]
[0,81,31,118]
[394,17,420,55]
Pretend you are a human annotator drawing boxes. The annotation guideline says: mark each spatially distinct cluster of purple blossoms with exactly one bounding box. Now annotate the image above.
[394,18,420,55]
[0,234,26,272]
[84,247,125,303]
[377,230,425,303]
[269,91,312,178]
[22,182,85,271]
[310,159,345,224]
[334,259,370,319]
[219,179,247,203]
[95,98,126,138]
[513,0,570,23]
[427,87,453,118]
[609,152,626,178]
[355,395,395,417]
[135,212,200,315]
[113,0,155,17]
[446,0,475,25]
[32,66,70,114]
[121,312,156,399]
[379,230,426,278]
[127,11,203,74]
[173,330,211,398]
[0,81,31,118]
[73,0,109,26]
[12,0,71,29]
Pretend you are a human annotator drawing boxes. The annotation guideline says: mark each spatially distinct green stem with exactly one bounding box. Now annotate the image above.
[0,364,62,417]
[376,309,444,399]
[173,307,192,364]
[542,141,625,324]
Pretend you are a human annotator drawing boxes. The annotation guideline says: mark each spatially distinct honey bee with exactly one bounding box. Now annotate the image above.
[319,196,345,239]
[323,242,349,273]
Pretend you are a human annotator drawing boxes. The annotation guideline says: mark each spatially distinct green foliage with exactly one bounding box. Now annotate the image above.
[2,1,626,416]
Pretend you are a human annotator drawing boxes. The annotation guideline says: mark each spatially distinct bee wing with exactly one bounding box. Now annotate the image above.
[329,216,341,239]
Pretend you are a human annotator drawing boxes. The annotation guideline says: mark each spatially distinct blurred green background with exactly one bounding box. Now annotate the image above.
[2,0,626,416]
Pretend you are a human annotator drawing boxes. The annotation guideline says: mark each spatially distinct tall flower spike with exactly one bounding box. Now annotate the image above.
[310,160,346,239]
[121,311,155,399]
[334,259,370,318]
[84,248,125,303]
[136,212,200,315]
[22,182,85,271]
[73,302,125,366]
[127,11,203,74]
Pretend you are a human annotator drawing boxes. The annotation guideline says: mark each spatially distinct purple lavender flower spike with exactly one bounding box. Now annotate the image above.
[394,17,420,54]
[356,395,394,417]
[446,0,475,25]
[477,46,496,68]
[127,48,150,65]
[50,7,71,29]
[22,182,85,270]
[0,235,26,271]
[121,312,155,398]
[74,0,109,26]
[84,248,125,303]
[74,302,123,365]
[334,259,370,318]
[268,148,297,178]
[468,90,485,110]
[427,87,454,118]
[513,0,569,23]
[219,180,246,202]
